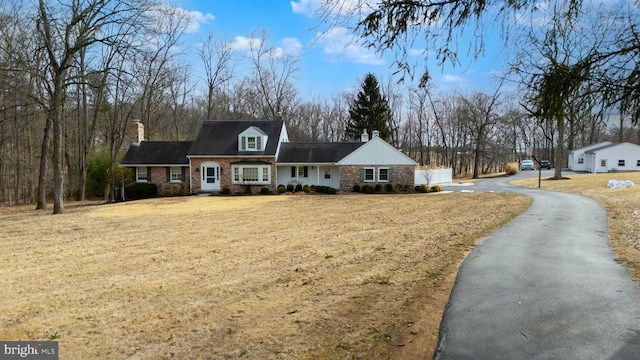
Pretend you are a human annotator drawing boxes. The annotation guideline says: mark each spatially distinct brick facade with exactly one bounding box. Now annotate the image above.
[147,167,189,195]
[339,165,415,191]
[190,157,277,194]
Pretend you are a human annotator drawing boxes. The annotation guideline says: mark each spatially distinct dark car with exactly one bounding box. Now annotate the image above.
[539,160,552,169]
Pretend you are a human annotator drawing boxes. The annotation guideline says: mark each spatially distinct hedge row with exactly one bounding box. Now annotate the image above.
[352,183,441,194]
[277,184,337,194]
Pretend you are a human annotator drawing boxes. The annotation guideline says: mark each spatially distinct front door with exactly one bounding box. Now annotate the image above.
[201,162,221,191]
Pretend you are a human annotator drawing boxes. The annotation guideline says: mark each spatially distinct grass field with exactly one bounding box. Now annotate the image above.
[0,193,530,359]
[511,171,640,282]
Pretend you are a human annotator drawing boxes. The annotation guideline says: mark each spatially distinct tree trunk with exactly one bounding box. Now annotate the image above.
[52,81,65,214]
[36,114,52,210]
[554,116,564,179]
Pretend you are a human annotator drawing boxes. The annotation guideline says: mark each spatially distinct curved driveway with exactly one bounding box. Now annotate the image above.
[434,171,640,359]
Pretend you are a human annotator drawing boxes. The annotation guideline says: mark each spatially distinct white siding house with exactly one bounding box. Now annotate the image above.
[568,141,612,171]
[584,142,640,173]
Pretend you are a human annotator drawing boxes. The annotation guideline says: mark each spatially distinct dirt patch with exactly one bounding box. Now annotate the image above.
[0,193,530,359]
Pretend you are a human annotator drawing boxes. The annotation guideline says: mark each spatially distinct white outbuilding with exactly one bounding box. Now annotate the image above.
[568,141,612,172]
[579,142,640,173]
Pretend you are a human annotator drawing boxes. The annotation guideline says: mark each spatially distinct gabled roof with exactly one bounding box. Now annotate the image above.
[277,142,364,163]
[120,141,192,166]
[241,126,267,136]
[570,141,612,154]
[337,137,418,166]
[585,142,640,155]
[188,120,284,156]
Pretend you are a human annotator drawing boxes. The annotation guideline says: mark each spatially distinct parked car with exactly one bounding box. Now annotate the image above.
[521,159,535,170]
[539,160,552,169]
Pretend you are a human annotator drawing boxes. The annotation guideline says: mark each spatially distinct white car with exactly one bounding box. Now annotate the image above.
[521,160,535,170]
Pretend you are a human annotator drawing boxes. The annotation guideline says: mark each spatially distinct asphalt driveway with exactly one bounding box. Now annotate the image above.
[434,171,640,359]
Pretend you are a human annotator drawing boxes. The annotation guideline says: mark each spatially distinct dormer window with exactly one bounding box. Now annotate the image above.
[238,126,267,151]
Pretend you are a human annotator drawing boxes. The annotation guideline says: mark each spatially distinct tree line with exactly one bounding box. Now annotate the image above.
[0,0,638,212]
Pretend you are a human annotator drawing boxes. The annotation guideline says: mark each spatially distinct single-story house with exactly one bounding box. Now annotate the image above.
[120,120,418,194]
[568,141,612,172]
[582,142,640,173]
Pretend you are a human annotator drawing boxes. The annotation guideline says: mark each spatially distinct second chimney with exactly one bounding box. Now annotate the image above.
[361,129,369,142]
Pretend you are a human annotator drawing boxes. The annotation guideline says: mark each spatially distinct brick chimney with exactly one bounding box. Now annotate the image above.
[127,119,145,146]
[361,129,369,142]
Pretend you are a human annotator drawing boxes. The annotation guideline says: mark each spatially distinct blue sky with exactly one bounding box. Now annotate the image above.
[172,0,510,99]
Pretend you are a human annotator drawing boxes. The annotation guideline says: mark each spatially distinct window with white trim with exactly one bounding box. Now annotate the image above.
[243,167,259,182]
[378,168,389,182]
[136,167,148,182]
[601,159,607,167]
[637,160,640,167]
[232,165,271,184]
[240,135,264,151]
[291,166,308,178]
[170,167,182,182]
[364,167,375,182]
[618,159,625,166]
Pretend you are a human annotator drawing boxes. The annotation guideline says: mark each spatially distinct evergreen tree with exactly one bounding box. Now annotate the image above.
[345,73,392,141]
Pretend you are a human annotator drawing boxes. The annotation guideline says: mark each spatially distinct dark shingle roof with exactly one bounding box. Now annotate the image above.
[277,142,364,163]
[188,120,284,156]
[121,141,192,165]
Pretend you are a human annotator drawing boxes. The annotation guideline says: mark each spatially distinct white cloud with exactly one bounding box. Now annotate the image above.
[315,27,384,65]
[442,74,464,83]
[228,36,301,59]
[291,0,366,17]
[185,10,215,33]
[291,0,320,16]
[229,36,263,52]
[282,37,303,56]
[409,48,427,57]
[148,4,214,34]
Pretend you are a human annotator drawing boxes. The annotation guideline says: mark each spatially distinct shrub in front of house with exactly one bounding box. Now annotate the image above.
[404,184,412,192]
[374,184,382,193]
[178,187,189,196]
[310,185,316,192]
[277,185,286,194]
[419,184,429,193]
[430,185,441,192]
[385,183,394,192]
[316,186,336,194]
[295,184,303,192]
[302,185,311,193]
[353,184,361,192]
[414,185,421,192]
[221,187,231,195]
[394,184,404,193]
[124,183,158,200]
[260,187,270,195]
[361,184,374,194]
[286,184,294,192]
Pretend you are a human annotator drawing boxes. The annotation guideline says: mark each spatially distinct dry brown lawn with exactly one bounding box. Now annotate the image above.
[511,171,640,283]
[0,193,529,359]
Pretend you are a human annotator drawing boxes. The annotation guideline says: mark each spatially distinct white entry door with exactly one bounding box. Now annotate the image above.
[201,162,221,191]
